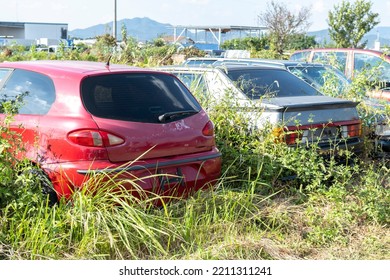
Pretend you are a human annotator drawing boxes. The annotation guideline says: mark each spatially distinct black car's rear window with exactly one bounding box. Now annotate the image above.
[81,73,202,123]
[225,68,321,99]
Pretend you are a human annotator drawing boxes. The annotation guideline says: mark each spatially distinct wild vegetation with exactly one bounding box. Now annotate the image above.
[257,0,312,55]
[328,0,379,48]
[0,40,389,260]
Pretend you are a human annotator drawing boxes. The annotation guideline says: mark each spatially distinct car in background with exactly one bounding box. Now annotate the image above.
[183,57,350,93]
[181,57,220,67]
[283,61,390,155]
[212,58,349,91]
[180,50,250,67]
[156,64,364,154]
[290,48,390,101]
[214,58,390,155]
[0,60,222,204]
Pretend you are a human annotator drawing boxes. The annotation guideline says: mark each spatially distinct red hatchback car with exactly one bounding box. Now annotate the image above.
[0,60,222,204]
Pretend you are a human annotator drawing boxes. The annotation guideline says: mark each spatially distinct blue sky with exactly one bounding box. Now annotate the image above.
[1,0,390,31]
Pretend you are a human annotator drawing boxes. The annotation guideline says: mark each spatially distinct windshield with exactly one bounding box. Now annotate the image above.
[225,68,321,99]
[81,73,201,123]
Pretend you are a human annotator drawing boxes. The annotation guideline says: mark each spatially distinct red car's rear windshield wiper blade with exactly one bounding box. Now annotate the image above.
[158,110,198,122]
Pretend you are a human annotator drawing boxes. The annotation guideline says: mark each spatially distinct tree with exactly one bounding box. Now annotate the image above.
[286,34,317,50]
[221,36,270,52]
[258,1,311,55]
[92,34,117,60]
[328,0,379,48]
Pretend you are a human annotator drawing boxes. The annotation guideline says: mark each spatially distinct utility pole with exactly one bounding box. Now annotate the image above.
[113,0,117,39]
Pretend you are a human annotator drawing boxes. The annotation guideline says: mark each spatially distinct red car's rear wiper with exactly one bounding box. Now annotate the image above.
[158,110,198,122]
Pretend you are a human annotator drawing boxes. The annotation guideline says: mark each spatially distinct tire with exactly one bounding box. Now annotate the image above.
[30,169,58,206]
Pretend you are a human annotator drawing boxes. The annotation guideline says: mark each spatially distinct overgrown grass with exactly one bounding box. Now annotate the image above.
[1,87,389,260]
[1,160,388,260]
[0,48,389,259]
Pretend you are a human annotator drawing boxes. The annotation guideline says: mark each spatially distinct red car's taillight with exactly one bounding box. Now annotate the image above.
[68,130,125,147]
[202,121,214,136]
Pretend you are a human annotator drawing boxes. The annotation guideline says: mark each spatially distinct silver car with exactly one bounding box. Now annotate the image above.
[205,58,390,155]
[156,64,364,153]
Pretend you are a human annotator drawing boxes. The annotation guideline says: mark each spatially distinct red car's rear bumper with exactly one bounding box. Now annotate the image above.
[43,149,222,201]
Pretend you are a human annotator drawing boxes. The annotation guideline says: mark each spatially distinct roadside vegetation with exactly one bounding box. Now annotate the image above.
[0,40,389,260]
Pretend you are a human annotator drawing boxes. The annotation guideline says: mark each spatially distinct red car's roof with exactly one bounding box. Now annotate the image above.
[293,48,389,56]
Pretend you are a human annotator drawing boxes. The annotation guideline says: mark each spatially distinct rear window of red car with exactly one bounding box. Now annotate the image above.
[81,73,201,123]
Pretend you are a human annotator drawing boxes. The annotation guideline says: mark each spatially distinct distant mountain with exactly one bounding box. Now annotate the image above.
[69,17,256,44]
[307,29,331,44]
[70,17,390,49]
[308,27,390,49]
[70,17,172,41]
[367,26,390,39]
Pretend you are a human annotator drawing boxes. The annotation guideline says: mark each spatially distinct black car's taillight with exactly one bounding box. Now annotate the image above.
[272,120,362,146]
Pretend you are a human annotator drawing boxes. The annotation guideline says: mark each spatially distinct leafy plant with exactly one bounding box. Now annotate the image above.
[328,0,379,48]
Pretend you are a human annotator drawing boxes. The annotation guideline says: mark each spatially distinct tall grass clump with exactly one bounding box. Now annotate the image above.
[1,167,186,259]
[0,101,34,209]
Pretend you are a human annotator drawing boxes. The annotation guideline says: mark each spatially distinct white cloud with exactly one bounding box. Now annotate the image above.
[313,0,325,13]
[49,3,67,11]
[179,0,210,5]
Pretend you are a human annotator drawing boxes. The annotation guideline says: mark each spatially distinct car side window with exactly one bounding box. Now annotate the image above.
[170,72,210,104]
[175,73,207,93]
[0,69,12,83]
[290,51,310,62]
[0,69,55,115]
[0,68,13,90]
[354,53,390,80]
[312,51,347,73]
